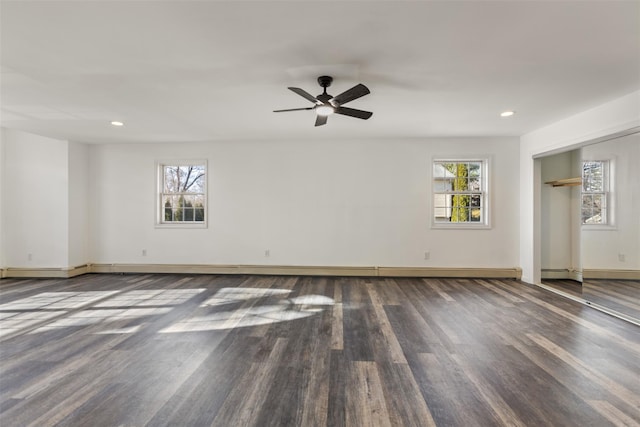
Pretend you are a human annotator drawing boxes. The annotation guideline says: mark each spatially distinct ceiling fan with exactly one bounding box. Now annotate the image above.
[274,76,373,127]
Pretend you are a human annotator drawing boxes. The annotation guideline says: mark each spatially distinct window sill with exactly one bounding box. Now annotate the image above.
[156,223,208,229]
[431,223,492,230]
[581,224,617,231]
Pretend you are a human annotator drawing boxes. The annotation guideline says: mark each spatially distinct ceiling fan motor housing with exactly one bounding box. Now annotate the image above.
[317,76,333,88]
[316,93,332,103]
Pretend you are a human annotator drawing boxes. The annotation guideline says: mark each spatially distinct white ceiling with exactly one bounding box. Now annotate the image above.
[1,1,639,144]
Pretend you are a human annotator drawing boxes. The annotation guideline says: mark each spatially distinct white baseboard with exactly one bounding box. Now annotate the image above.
[89,263,377,277]
[377,266,521,278]
[1,263,522,279]
[1,264,90,279]
[541,269,583,281]
[582,269,640,280]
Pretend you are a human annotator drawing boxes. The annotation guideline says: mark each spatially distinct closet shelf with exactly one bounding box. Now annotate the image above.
[545,177,582,187]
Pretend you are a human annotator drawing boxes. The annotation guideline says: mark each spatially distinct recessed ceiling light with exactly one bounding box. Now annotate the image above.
[111,121,124,126]
[500,111,515,117]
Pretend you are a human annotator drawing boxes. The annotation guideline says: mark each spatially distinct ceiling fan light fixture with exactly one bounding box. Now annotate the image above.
[316,105,335,116]
[274,76,371,126]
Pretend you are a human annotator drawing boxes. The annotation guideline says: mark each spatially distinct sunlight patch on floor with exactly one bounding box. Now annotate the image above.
[0,287,333,337]
[200,287,292,307]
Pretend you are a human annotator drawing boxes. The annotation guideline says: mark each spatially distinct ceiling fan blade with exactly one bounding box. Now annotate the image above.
[273,107,314,112]
[288,87,320,104]
[315,114,328,127]
[335,106,373,120]
[331,83,370,105]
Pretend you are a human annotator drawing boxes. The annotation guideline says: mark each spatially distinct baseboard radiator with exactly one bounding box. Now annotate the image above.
[1,264,522,280]
[541,268,583,281]
[541,268,640,280]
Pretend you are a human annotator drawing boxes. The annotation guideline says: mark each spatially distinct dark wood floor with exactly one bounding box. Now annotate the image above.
[1,274,639,427]
[542,279,640,322]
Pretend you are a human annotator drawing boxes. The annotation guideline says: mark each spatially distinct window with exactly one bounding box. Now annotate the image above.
[158,162,206,226]
[581,160,609,225]
[433,159,488,227]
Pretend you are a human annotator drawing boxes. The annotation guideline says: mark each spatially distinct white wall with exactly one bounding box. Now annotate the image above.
[520,90,640,283]
[540,151,574,271]
[68,141,90,267]
[0,131,5,268]
[2,129,69,268]
[90,137,520,268]
[582,133,640,270]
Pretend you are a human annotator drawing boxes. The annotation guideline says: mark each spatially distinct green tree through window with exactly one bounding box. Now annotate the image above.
[160,163,206,224]
[449,163,470,222]
[433,160,486,225]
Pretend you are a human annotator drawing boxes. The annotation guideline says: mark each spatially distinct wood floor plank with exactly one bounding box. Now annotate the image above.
[331,301,344,351]
[376,360,437,427]
[210,337,289,427]
[420,278,456,302]
[327,349,347,427]
[449,353,528,427]
[412,352,503,426]
[342,301,375,362]
[299,315,331,427]
[364,281,407,364]
[345,361,392,427]
[587,399,640,427]
[526,332,640,411]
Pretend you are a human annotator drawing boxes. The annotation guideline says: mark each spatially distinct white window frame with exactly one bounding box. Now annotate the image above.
[581,158,614,229]
[156,160,208,228]
[431,157,490,229]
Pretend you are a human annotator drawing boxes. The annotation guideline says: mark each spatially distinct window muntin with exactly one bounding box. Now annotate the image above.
[433,160,488,226]
[581,160,609,225]
[159,163,206,225]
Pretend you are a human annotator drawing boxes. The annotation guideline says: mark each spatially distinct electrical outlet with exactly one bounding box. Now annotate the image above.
[424,251,430,260]
[265,249,270,257]
[618,253,626,262]
[142,249,147,256]
[27,253,33,261]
